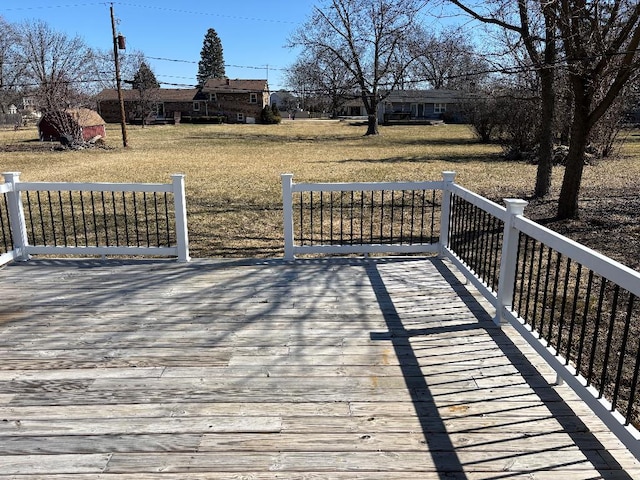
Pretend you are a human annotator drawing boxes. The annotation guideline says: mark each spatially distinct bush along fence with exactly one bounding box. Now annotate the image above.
[0,172,190,265]
[282,171,640,460]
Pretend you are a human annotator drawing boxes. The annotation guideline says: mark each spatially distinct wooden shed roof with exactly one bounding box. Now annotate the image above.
[40,108,105,127]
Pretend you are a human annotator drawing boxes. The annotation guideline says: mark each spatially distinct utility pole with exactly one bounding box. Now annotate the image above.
[111,3,128,147]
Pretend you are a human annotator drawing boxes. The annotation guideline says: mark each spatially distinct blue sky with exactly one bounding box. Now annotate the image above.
[1,1,317,91]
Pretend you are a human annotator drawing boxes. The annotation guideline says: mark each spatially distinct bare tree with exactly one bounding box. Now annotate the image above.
[555,1,640,219]
[17,20,96,142]
[91,48,146,91]
[290,0,427,135]
[408,26,489,91]
[0,17,24,115]
[448,0,558,199]
[286,48,358,118]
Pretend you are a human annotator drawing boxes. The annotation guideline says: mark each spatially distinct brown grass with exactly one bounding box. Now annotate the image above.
[1,121,639,260]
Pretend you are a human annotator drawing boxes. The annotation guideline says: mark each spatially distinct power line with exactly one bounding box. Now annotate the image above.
[0,2,297,25]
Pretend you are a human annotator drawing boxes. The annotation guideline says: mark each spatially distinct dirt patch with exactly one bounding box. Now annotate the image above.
[523,187,639,271]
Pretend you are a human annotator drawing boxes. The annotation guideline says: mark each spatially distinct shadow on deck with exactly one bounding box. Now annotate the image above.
[0,256,637,477]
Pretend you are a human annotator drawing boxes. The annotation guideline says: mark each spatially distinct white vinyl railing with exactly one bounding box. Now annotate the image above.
[282,170,640,461]
[0,172,190,265]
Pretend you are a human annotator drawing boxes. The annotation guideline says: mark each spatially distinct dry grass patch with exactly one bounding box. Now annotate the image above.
[1,121,638,261]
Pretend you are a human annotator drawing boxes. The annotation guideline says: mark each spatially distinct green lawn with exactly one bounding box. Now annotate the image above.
[1,120,638,258]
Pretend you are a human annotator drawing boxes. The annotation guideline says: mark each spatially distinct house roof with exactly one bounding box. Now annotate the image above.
[40,108,105,127]
[95,88,199,102]
[202,78,269,93]
[384,89,467,104]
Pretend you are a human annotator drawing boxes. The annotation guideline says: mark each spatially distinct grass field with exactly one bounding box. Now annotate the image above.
[1,120,639,262]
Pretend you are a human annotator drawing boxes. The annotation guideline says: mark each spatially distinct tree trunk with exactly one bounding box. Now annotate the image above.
[557,116,589,219]
[534,68,555,198]
[365,113,379,135]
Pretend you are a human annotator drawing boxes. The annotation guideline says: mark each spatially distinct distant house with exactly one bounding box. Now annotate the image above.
[200,78,269,123]
[379,89,467,124]
[337,89,468,124]
[95,88,200,124]
[96,79,271,124]
[38,108,106,142]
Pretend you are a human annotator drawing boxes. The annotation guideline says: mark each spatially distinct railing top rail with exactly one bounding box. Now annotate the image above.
[291,180,444,193]
[0,183,11,194]
[515,215,640,298]
[16,181,174,194]
[450,183,507,220]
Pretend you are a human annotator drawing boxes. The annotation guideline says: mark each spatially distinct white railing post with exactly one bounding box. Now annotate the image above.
[494,198,528,326]
[171,174,190,262]
[281,173,295,260]
[439,171,456,257]
[2,172,29,261]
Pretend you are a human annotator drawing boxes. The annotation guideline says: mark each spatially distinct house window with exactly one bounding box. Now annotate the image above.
[434,103,446,114]
[249,93,257,104]
[237,113,245,122]
[193,102,200,111]
[209,93,217,102]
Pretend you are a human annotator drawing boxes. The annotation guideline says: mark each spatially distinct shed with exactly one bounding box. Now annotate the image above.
[38,108,106,142]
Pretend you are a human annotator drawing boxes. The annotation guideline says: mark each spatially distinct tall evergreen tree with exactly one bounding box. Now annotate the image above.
[197,28,225,85]
[132,61,159,90]
[131,61,160,127]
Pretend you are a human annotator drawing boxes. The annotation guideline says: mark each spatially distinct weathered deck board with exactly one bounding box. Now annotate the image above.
[0,257,638,478]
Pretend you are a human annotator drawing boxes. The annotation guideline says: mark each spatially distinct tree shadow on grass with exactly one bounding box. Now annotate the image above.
[320,153,509,164]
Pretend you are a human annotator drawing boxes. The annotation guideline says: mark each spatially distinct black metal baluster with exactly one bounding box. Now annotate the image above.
[350,190,354,245]
[409,190,415,244]
[122,192,130,246]
[379,191,384,243]
[57,191,67,246]
[91,192,99,246]
[565,264,583,365]
[101,192,109,246]
[26,192,36,245]
[300,192,304,245]
[154,192,161,247]
[555,258,573,356]
[47,192,57,246]
[430,189,436,244]
[576,271,595,374]
[587,278,608,387]
[69,191,78,247]
[112,192,120,246]
[132,192,140,247]
[143,192,150,247]
[612,294,635,411]
[399,190,405,245]
[360,191,364,244]
[320,191,324,244]
[164,192,171,246]
[537,247,554,341]
[598,285,620,399]
[80,192,88,246]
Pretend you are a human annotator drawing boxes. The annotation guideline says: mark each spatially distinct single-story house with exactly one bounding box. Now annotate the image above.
[38,108,106,142]
[337,89,468,124]
[200,78,270,124]
[378,89,467,124]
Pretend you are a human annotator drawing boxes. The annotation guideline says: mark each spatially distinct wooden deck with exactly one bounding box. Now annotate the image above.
[0,256,638,479]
